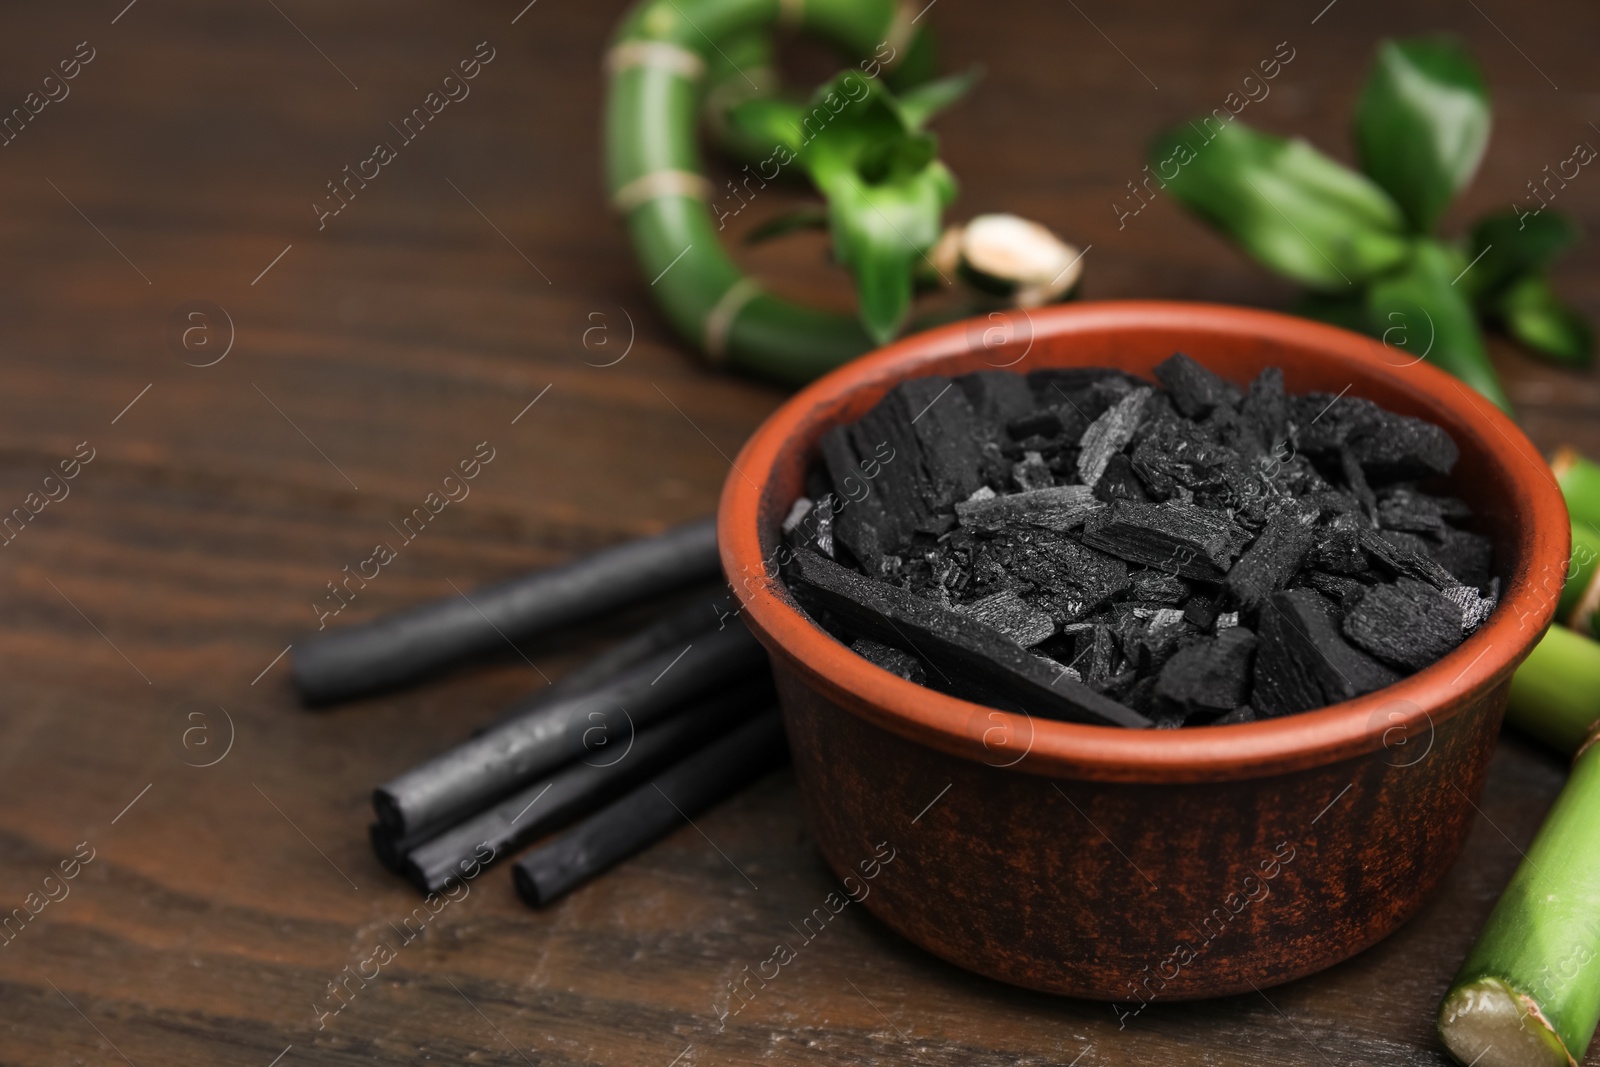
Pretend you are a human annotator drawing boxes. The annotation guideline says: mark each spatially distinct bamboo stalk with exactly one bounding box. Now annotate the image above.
[1557,521,1600,640]
[605,0,929,384]
[1553,447,1600,532]
[1506,624,1600,757]
[1437,723,1600,1067]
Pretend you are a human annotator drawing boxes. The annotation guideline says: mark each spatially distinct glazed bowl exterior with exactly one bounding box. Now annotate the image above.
[718,301,1569,1001]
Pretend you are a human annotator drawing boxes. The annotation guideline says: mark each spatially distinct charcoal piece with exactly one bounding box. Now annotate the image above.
[847,394,948,541]
[1094,453,1151,503]
[1033,651,1083,685]
[1082,501,1250,581]
[1376,486,1470,536]
[955,484,1102,533]
[968,530,1130,624]
[1231,367,1288,457]
[1077,387,1151,486]
[1028,367,1143,410]
[1130,569,1189,604]
[1129,415,1234,500]
[789,550,1150,728]
[1153,353,1240,420]
[956,370,1036,430]
[1443,580,1497,634]
[1360,527,1458,590]
[1155,626,1258,719]
[1074,624,1120,690]
[894,376,988,509]
[1297,570,1371,609]
[958,590,1056,647]
[1304,513,1369,575]
[1008,409,1065,440]
[1226,501,1318,610]
[1300,488,1363,520]
[1183,595,1219,629]
[1012,451,1054,492]
[1429,527,1494,588]
[1215,611,1240,631]
[1342,579,1465,672]
[1252,589,1401,717]
[1141,608,1190,669]
[1213,704,1257,725]
[851,638,927,684]
[818,424,892,572]
[1339,447,1377,519]
[1291,395,1458,481]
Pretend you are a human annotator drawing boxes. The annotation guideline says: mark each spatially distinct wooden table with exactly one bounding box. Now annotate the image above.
[1,0,1596,1064]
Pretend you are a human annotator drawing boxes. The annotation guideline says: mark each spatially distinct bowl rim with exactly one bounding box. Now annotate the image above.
[718,300,1570,783]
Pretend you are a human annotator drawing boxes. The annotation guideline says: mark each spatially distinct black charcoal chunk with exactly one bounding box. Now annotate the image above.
[1094,453,1151,503]
[1028,367,1144,409]
[1341,579,1465,672]
[1155,626,1258,719]
[1253,589,1401,717]
[1130,570,1189,604]
[956,370,1036,428]
[851,638,927,684]
[1359,527,1459,590]
[1082,501,1251,581]
[818,425,892,572]
[1230,367,1288,456]
[1077,387,1151,486]
[968,530,1130,624]
[1429,527,1494,589]
[1292,395,1459,481]
[892,376,989,509]
[1154,353,1240,420]
[1304,513,1369,575]
[1183,594,1219,630]
[790,550,1150,728]
[1443,581,1497,634]
[1129,415,1234,500]
[1297,570,1371,609]
[1376,486,1470,537]
[958,590,1056,648]
[1226,501,1318,610]
[955,484,1101,533]
[1012,451,1055,492]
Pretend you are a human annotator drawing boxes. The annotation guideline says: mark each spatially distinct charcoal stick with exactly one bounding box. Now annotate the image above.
[292,517,720,705]
[512,709,787,908]
[372,620,768,838]
[403,677,772,893]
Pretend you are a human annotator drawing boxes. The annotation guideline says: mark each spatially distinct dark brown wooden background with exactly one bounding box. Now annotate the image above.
[1,0,1597,1064]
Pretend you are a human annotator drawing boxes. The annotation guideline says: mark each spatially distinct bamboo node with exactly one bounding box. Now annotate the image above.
[704,278,763,363]
[605,40,706,81]
[612,169,713,213]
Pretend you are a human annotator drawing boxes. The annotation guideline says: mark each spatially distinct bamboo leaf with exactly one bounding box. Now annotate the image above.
[896,68,981,131]
[1493,274,1595,367]
[1365,240,1511,410]
[1465,209,1581,301]
[1354,37,1490,233]
[1152,120,1409,290]
[728,97,806,154]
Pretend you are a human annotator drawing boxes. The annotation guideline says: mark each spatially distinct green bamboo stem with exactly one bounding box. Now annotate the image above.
[1438,724,1600,1067]
[1557,520,1600,639]
[1506,624,1600,756]
[1553,448,1600,532]
[605,0,929,384]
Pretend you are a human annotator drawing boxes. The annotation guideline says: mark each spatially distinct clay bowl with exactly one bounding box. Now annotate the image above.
[718,300,1569,1001]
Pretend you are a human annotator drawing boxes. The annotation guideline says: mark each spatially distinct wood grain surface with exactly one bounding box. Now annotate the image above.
[0,1,1596,1064]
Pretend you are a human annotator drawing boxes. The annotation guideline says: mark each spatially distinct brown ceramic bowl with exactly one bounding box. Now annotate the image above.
[718,301,1570,1002]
